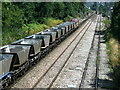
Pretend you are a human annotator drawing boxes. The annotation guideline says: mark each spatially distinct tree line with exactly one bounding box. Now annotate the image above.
[103,2,120,88]
[2,2,90,45]
[110,2,120,87]
[111,2,120,41]
[2,2,87,32]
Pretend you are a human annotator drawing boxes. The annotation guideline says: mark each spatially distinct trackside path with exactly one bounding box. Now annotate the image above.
[98,17,114,88]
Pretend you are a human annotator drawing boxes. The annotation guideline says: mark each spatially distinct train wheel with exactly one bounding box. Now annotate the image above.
[11,76,16,84]
[5,83,9,87]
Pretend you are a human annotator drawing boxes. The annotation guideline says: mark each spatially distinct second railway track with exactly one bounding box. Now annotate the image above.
[11,15,98,89]
[79,15,102,89]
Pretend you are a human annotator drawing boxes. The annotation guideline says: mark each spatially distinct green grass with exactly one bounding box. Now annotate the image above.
[102,19,111,25]
[103,17,120,88]
[102,19,111,29]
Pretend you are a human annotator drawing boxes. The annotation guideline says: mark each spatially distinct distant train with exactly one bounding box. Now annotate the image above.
[0,14,93,89]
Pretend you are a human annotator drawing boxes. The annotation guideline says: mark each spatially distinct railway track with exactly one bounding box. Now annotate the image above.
[11,15,98,89]
[33,17,95,89]
[79,15,101,89]
[50,15,99,89]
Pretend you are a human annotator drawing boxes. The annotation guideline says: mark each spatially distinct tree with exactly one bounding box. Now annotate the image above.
[2,2,24,31]
[52,2,64,19]
[111,2,120,41]
[91,2,97,11]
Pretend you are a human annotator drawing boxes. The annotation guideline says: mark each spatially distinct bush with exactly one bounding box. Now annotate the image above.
[2,23,49,45]
[102,19,111,28]
[113,64,120,87]
[22,23,49,35]
[2,17,63,46]
[2,2,24,32]
[104,16,120,88]
[43,17,63,27]
[2,29,25,45]
[63,15,74,21]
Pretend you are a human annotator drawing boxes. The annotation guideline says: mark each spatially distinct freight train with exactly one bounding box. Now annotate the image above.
[0,16,92,89]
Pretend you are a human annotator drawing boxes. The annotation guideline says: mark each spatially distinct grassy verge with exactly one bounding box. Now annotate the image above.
[104,18,120,88]
[106,37,120,87]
